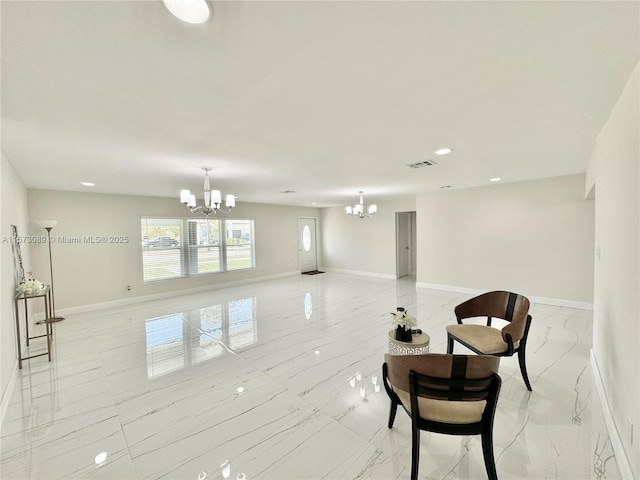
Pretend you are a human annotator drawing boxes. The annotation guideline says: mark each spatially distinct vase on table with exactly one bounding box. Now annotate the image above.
[395,325,412,342]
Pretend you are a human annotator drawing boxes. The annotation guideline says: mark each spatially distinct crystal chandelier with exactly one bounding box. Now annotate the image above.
[345,191,377,218]
[180,168,235,216]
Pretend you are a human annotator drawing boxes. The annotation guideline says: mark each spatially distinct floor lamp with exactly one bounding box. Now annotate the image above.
[38,220,65,323]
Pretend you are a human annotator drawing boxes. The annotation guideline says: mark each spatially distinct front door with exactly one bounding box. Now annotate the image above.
[298,217,318,273]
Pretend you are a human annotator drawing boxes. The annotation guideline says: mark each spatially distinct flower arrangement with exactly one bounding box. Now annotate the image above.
[390,308,417,328]
[391,307,416,343]
[17,279,44,295]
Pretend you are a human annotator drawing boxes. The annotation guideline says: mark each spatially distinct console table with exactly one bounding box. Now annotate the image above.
[14,286,53,368]
[388,329,430,355]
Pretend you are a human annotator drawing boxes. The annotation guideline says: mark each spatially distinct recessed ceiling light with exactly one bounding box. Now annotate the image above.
[490,177,501,182]
[311,202,317,205]
[434,148,452,155]
[81,182,95,187]
[163,0,210,24]
[94,452,107,465]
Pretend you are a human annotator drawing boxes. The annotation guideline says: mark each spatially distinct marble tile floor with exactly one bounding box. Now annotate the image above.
[1,273,620,480]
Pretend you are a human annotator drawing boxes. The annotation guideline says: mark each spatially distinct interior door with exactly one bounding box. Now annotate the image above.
[396,212,410,278]
[299,218,318,273]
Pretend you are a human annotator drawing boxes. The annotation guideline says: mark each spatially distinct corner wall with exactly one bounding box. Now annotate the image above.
[0,153,30,420]
[590,62,639,478]
[320,196,416,277]
[415,173,595,305]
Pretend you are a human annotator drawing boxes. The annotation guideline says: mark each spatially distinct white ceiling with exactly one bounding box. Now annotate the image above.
[2,1,638,207]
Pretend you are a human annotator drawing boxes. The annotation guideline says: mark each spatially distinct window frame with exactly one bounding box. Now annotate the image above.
[141,217,255,283]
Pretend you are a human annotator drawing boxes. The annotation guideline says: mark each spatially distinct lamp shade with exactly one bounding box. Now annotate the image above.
[38,220,58,229]
[180,189,191,203]
[225,194,236,207]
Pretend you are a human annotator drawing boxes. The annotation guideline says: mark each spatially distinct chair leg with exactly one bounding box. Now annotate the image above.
[447,333,454,354]
[388,398,398,428]
[517,345,532,391]
[481,429,498,480]
[411,425,420,480]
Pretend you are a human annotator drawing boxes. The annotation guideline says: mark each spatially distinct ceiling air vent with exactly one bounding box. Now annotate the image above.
[407,160,437,169]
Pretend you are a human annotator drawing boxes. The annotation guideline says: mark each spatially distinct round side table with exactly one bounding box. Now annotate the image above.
[388,329,430,355]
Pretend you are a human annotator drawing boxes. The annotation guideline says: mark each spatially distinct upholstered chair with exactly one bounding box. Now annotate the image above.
[383,353,502,480]
[446,291,533,391]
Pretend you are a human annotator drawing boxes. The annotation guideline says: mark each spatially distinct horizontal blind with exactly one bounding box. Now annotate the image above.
[188,219,222,274]
[141,218,183,281]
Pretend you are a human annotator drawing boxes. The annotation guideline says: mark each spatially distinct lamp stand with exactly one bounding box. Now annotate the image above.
[42,226,64,323]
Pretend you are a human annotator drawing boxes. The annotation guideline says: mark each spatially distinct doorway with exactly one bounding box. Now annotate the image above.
[298,217,318,273]
[396,211,416,278]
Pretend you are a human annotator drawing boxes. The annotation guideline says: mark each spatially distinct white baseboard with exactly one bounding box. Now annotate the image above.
[321,268,396,280]
[590,350,634,480]
[1,360,18,427]
[415,282,594,310]
[47,271,300,318]
[416,282,481,295]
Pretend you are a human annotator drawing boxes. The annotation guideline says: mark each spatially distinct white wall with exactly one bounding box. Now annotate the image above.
[27,189,320,311]
[416,174,595,305]
[590,62,639,477]
[320,196,416,278]
[0,153,31,419]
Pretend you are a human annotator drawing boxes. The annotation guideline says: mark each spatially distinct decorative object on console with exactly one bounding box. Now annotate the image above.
[345,191,377,218]
[17,276,44,296]
[180,168,236,216]
[391,307,416,342]
[38,220,64,323]
[11,225,25,284]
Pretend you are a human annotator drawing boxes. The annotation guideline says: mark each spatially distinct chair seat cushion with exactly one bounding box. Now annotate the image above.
[395,389,486,424]
[446,324,519,354]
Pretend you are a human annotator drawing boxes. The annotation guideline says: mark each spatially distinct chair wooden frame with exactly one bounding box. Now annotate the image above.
[446,291,533,391]
[383,353,502,480]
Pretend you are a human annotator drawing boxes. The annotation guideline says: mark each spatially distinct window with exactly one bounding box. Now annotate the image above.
[141,218,254,282]
[188,219,221,274]
[141,218,183,282]
[225,220,254,271]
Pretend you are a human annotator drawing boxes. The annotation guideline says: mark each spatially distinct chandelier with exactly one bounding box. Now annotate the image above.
[345,191,377,218]
[180,168,236,216]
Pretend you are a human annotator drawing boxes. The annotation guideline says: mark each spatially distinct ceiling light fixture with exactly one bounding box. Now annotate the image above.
[81,182,95,187]
[180,168,235,216]
[345,191,377,219]
[435,148,452,155]
[490,177,501,182]
[163,0,210,24]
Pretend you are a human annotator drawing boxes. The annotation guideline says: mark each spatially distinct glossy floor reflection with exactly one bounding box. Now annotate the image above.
[1,274,620,479]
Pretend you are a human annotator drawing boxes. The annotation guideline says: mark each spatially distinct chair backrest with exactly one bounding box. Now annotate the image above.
[384,353,500,402]
[455,290,530,344]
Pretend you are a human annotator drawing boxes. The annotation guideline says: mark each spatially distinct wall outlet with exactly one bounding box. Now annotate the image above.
[127,285,132,292]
